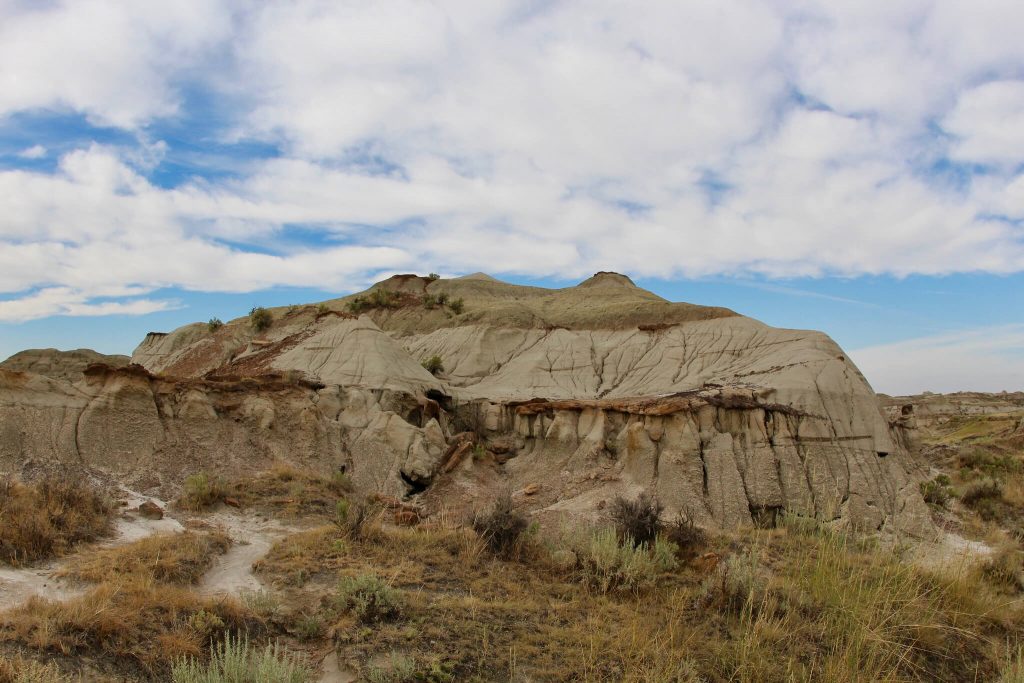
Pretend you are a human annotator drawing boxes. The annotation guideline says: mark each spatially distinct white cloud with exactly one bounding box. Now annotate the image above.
[0,287,180,323]
[1,1,1024,319]
[17,145,46,159]
[944,80,1024,166]
[850,325,1024,395]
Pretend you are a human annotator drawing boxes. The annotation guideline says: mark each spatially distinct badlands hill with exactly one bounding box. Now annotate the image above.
[0,272,930,534]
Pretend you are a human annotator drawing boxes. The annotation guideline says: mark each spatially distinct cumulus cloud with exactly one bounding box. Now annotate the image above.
[1,0,1024,317]
[850,325,1024,395]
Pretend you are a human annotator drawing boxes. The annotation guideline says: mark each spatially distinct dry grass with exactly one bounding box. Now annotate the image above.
[0,654,67,682]
[0,477,113,566]
[0,579,257,677]
[250,513,1024,682]
[179,463,350,518]
[60,531,231,585]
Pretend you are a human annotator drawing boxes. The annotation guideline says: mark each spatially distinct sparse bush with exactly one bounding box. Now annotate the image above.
[172,634,310,683]
[334,498,370,539]
[576,527,661,594]
[207,317,223,332]
[293,614,323,641]
[664,510,707,559]
[982,547,1024,593]
[427,273,440,281]
[0,655,67,682]
[472,444,486,461]
[179,472,227,511]
[240,589,282,619]
[472,492,529,559]
[336,574,405,623]
[610,493,663,548]
[422,355,444,375]
[435,292,449,306]
[347,296,370,314]
[316,303,330,315]
[249,306,273,331]
[448,297,464,314]
[961,477,1005,520]
[423,293,438,309]
[328,470,353,494]
[921,474,954,508]
[697,549,765,613]
[370,288,399,309]
[366,652,416,683]
[960,448,1021,475]
[0,476,113,566]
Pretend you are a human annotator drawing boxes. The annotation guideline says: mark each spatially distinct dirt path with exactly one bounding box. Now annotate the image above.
[196,512,301,597]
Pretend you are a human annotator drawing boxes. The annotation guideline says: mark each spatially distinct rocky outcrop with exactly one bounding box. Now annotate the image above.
[0,348,129,383]
[0,364,447,500]
[1,272,933,535]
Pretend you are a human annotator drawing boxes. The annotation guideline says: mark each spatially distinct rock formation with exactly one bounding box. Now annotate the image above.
[0,273,932,535]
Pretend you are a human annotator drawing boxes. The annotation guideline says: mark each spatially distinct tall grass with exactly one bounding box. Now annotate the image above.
[0,476,112,565]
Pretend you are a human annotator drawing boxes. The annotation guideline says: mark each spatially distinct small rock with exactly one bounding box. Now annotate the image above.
[224,497,241,508]
[521,483,540,496]
[137,501,164,520]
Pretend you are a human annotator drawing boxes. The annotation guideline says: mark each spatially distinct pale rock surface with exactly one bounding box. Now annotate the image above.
[0,348,129,383]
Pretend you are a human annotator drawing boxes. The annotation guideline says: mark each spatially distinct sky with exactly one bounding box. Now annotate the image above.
[0,0,1022,395]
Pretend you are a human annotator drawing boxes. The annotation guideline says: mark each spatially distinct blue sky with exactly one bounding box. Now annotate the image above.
[1,1,1023,394]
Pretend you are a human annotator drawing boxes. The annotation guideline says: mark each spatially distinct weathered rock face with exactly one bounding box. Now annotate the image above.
[0,272,933,535]
[0,348,129,383]
[0,365,446,500]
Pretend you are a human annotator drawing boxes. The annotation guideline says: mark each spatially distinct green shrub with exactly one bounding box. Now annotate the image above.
[920,474,954,507]
[207,317,223,332]
[347,296,370,314]
[293,614,323,641]
[336,574,405,623]
[239,589,282,619]
[370,288,398,309]
[316,303,330,315]
[435,292,449,306]
[171,634,310,683]
[422,293,438,309]
[610,493,663,547]
[179,472,227,511]
[426,273,440,281]
[961,477,1003,507]
[422,355,444,375]
[366,653,416,683]
[334,498,369,539]
[249,306,273,331]
[697,549,764,613]
[576,527,666,594]
[472,492,529,559]
[960,448,1021,475]
[448,297,464,314]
